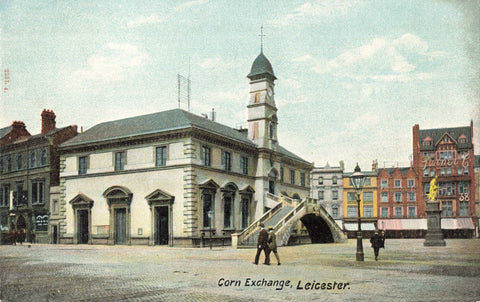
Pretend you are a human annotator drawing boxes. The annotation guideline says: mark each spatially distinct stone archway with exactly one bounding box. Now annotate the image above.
[300,213,334,243]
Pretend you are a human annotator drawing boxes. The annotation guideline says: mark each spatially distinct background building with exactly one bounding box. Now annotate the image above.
[0,110,77,243]
[310,162,344,225]
[412,123,476,237]
[342,161,378,237]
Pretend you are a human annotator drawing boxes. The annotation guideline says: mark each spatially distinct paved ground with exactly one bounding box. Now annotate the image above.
[0,239,479,302]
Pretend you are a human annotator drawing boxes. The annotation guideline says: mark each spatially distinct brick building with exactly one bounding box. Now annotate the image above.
[0,110,77,243]
[412,122,476,237]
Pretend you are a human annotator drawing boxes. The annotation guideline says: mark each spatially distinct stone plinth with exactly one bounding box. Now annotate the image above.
[424,201,446,246]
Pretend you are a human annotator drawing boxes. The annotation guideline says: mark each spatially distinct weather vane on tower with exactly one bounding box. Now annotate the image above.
[259,25,265,52]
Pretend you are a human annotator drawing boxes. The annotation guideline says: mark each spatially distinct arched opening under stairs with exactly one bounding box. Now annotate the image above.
[300,213,334,243]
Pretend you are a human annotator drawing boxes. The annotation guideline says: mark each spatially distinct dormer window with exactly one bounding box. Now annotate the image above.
[458,134,467,144]
[422,137,433,146]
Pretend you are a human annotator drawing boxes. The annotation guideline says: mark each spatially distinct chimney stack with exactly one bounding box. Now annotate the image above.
[12,121,27,131]
[41,109,56,134]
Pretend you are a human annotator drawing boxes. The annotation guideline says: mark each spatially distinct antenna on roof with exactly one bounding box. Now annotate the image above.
[177,58,191,111]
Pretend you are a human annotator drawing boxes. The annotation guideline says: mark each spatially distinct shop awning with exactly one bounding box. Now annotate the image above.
[344,223,376,231]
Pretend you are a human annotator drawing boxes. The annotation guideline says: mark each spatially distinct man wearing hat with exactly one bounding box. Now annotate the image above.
[267,226,281,265]
[253,223,270,265]
[370,230,384,261]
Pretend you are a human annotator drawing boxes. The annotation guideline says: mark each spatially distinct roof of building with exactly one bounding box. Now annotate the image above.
[379,167,412,176]
[247,51,277,80]
[419,126,472,150]
[60,108,310,165]
[0,126,12,139]
[62,109,256,148]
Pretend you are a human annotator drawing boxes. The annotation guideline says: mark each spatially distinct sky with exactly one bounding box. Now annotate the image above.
[1,0,479,172]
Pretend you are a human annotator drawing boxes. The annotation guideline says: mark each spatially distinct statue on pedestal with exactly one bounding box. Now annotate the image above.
[428,176,438,201]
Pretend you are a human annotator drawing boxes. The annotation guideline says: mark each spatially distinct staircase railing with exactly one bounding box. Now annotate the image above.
[272,199,307,246]
[236,198,282,245]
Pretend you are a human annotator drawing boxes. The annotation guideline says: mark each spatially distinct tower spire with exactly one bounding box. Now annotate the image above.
[259,25,265,52]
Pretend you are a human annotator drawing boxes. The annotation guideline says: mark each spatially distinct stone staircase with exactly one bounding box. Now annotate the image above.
[232,193,346,248]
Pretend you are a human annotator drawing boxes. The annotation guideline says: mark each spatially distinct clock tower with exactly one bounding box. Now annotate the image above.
[246,50,278,150]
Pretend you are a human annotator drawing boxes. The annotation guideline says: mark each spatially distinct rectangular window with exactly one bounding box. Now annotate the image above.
[441,201,453,217]
[318,191,324,200]
[0,157,3,173]
[252,122,259,139]
[318,177,323,185]
[381,180,388,188]
[332,190,338,200]
[78,156,88,175]
[203,192,214,228]
[14,183,26,207]
[424,184,430,196]
[423,169,429,177]
[347,192,356,202]
[408,192,416,202]
[446,167,451,175]
[381,207,389,218]
[300,173,306,187]
[31,180,45,204]
[430,169,435,177]
[381,192,388,203]
[394,207,402,218]
[16,154,22,170]
[29,151,36,168]
[280,167,284,182]
[408,179,415,187]
[223,195,233,228]
[438,182,455,196]
[364,178,371,186]
[201,146,211,166]
[459,202,469,216]
[394,180,401,188]
[240,156,249,175]
[156,146,167,167]
[115,151,125,171]
[457,166,463,175]
[0,185,10,207]
[458,182,469,194]
[222,151,231,171]
[290,169,295,185]
[6,155,12,172]
[395,192,402,202]
[363,192,373,202]
[332,176,337,184]
[363,206,373,218]
[408,206,416,218]
[331,207,338,218]
[40,148,47,166]
[347,206,357,218]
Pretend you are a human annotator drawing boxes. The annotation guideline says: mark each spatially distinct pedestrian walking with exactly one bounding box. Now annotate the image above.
[267,226,281,265]
[370,230,384,261]
[253,223,270,265]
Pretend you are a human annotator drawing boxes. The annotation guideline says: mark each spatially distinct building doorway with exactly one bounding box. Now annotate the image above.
[154,206,169,245]
[52,225,58,244]
[77,210,89,244]
[114,208,127,245]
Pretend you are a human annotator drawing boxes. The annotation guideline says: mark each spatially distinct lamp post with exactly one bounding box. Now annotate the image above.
[208,210,213,250]
[351,163,366,262]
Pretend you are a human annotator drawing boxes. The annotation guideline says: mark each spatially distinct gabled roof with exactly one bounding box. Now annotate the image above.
[61,109,256,148]
[419,126,472,151]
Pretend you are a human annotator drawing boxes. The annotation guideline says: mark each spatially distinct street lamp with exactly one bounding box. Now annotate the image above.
[208,210,213,250]
[351,163,366,261]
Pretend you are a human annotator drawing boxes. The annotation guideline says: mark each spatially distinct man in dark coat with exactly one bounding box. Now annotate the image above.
[253,223,270,265]
[370,231,384,261]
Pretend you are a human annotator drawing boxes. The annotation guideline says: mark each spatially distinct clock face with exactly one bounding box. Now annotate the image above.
[267,87,273,96]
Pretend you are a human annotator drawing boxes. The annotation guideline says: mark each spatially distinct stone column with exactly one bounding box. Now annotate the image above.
[423,201,446,246]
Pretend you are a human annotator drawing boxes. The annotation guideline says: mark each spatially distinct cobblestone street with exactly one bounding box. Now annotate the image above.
[0,239,479,302]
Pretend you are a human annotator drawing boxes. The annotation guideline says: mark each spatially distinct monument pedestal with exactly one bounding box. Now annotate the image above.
[424,201,446,246]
